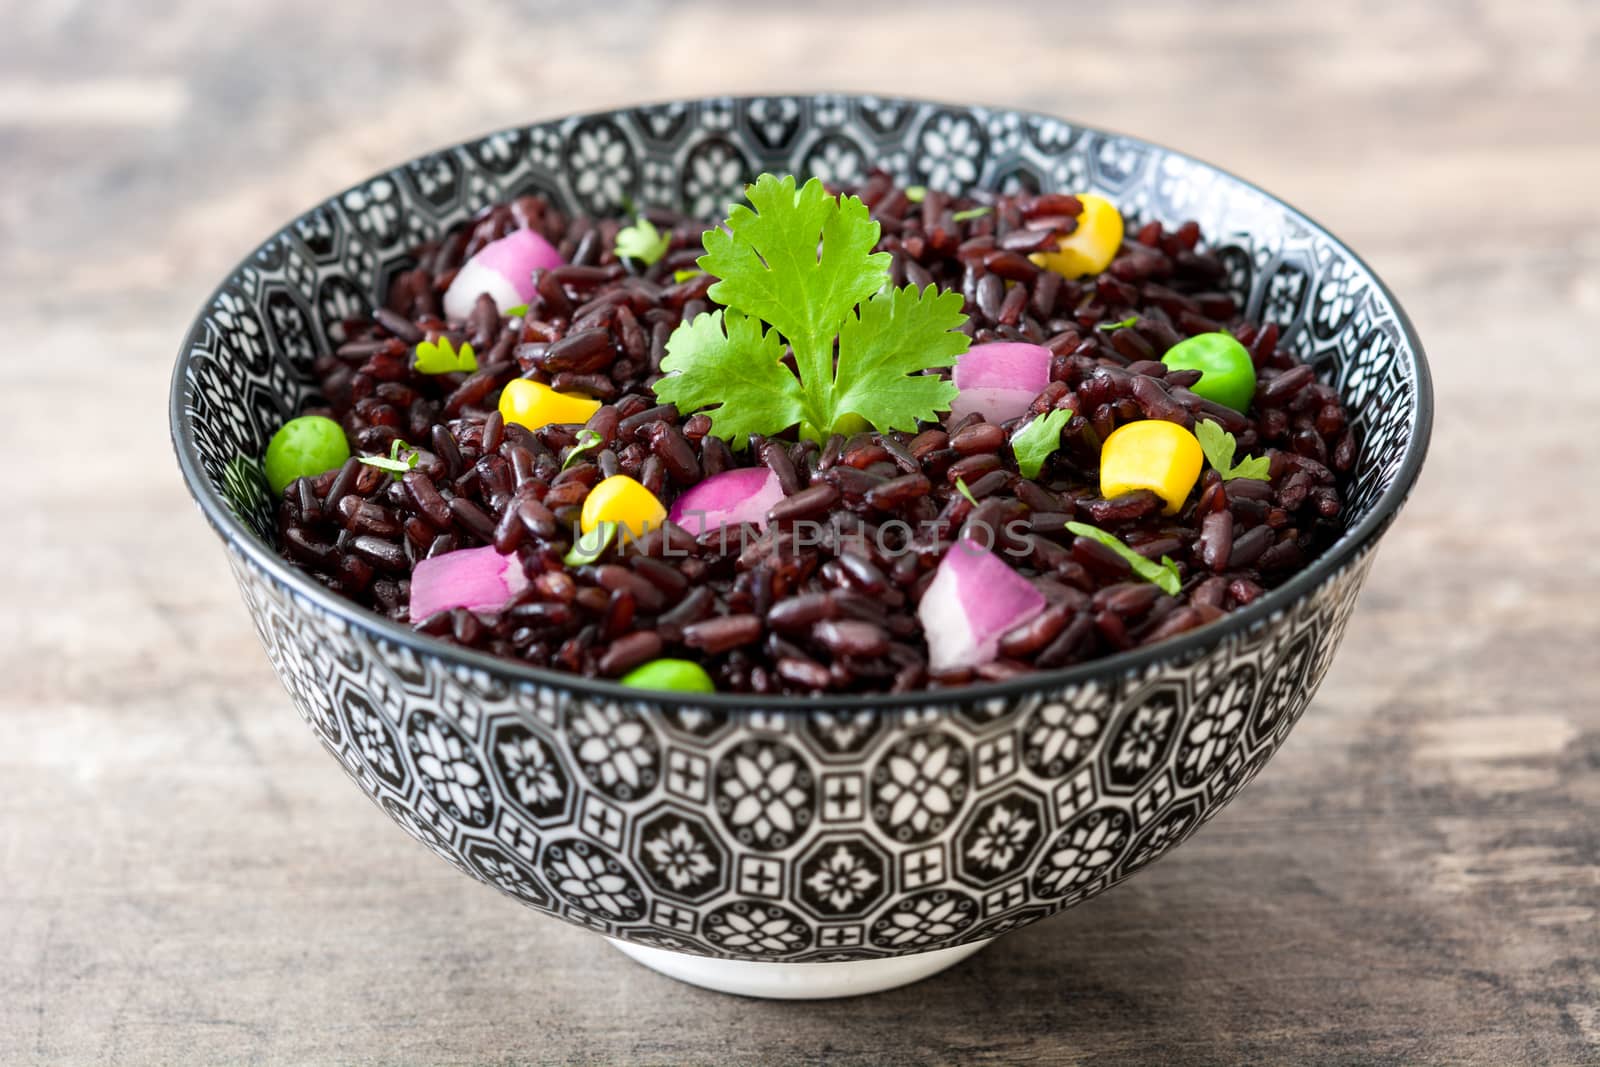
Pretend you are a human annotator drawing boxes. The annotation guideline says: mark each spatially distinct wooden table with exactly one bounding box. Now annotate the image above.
[5,2,1597,1063]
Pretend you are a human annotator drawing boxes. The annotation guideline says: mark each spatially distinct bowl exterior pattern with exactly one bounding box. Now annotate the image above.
[229,545,1369,960]
[176,95,1423,961]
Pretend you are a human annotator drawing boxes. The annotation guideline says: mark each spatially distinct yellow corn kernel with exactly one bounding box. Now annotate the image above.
[581,474,667,541]
[1029,193,1125,279]
[1099,420,1203,515]
[498,380,602,432]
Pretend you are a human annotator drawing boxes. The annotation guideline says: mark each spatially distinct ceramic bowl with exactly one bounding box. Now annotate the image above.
[170,94,1431,999]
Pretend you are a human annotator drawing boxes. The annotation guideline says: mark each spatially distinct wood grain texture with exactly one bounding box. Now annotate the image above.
[2,1,1597,1063]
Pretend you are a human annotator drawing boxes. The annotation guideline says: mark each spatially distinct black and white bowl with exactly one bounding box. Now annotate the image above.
[170,94,1431,999]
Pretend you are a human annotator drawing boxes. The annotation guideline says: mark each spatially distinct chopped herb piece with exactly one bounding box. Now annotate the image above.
[672,268,704,284]
[951,206,991,222]
[1065,521,1183,596]
[504,303,528,318]
[655,174,967,446]
[955,476,979,506]
[358,438,420,480]
[1195,419,1271,481]
[413,336,477,375]
[904,185,927,203]
[615,216,671,266]
[1009,408,1074,479]
[563,520,616,566]
[562,429,604,471]
[1097,315,1139,332]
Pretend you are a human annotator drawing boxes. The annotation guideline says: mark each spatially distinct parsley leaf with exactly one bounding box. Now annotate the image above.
[1010,408,1074,479]
[1195,419,1271,481]
[615,216,671,266]
[1065,521,1182,596]
[655,174,968,446]
[414,336,477,375]
[904,185,927,203]
[831,282,965,434]
[359,438,420,480]
[951,206,991,222]
[656,309,806,444]
[563,521,616,566]
[700,174,887,396]
[672,269,704,284]
[561,429,604,471]
[955,477,978,506]
[1097,315,1139,332]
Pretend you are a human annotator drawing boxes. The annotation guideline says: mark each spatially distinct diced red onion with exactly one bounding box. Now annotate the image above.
[918,537,1047,671]
[951,341,1052,424]
[408,545,528,622]
[442,228,564,322]
[667,467,785,536]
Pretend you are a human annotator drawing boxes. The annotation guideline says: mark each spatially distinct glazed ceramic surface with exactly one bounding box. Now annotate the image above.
[171,95,1430,964]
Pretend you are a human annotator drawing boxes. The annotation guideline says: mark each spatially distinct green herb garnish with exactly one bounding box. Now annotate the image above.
[1195,419,1271,481]
[904,185,927,203]
[413,336,477,375]
[655,174,967,447]
[955,477,979,506]
[951,206,991,222]
[1097,315,1139,332]
[563,521,616,566]
[561,429,604,471]
[672,268,704,284]
[504,303,528,318]
[1010,408,1074,479]
[1064,521,1183,596]
[358,438,420,480]
[615,216,671,266]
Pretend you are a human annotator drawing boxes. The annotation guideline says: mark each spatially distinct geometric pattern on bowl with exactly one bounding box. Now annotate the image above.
[173,95,1430,961]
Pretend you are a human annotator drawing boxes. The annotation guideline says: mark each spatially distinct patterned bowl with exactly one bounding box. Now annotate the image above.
[170,94,1431,999]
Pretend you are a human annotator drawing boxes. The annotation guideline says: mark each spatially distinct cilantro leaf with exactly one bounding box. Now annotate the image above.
[414,336,477,375]
[561,429,604,471]
[1097,315,1139,332]
[563,521,616,567]
[1010,408,1074,479]
[831,283,964,434]
[615,217,671,266]
[1195,419,1271,481]
[951,206,991,222]
[359,438,420,480]
[954,477,978,505]
[699,174,889,419]
[655,309,807,444]
[657,174,970,446]
[1065,521,1182,596]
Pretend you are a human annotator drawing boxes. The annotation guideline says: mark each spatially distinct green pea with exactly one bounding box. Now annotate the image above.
[263,415,351,495]
[1162,332,1257,413]
[619,658,717,694]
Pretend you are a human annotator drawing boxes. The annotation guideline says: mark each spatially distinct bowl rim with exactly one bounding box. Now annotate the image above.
[169,92,1434,712]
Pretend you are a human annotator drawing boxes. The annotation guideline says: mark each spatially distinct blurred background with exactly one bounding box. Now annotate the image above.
[3,2,1597,1063]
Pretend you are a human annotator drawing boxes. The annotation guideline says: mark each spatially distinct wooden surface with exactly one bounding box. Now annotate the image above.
[4,1,1598,1063]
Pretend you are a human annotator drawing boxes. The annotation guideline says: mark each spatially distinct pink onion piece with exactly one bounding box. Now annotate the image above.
[917,537,1047,672]
[442,228,565,321]
[951,341,1053,424]
[667,467,786,537]
[408,545,529,623]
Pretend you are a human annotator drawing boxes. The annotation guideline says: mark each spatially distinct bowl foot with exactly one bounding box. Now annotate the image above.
[605,937,993,999]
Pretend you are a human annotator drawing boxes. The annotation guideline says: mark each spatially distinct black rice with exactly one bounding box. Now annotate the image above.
[274,173,1355,694]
